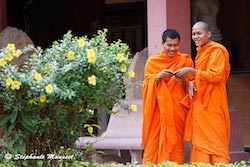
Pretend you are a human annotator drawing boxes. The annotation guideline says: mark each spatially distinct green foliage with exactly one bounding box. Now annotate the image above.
[0,29,134,165]
[0,158,249,167]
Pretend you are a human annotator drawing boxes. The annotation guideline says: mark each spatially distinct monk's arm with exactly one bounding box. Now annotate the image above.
[199,49,226,83]
[185,57,195,80]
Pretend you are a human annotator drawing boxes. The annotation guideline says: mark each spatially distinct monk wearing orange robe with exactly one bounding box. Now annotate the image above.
[175,21,231,165]
[142,29,194,164]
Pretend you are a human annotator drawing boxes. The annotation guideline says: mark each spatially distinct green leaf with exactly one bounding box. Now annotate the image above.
[10,110,18,124]
[36,161,44,167]
[20,113,34,127]
[83,124,89,128]
[21,121,35,134]
[87,126,93,135]
[91,124,101,129]
[6,137,17,149]
[85,144,94,152]
[0,163,7,167]
[0,114,11,127]
[18,139,26,154]
[3,123,15,139]
[100,132,106,138]
[21,161,28,167]
[20,113,35,134]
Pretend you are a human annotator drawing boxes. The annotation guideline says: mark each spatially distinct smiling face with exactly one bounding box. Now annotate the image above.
[192,22,211,47]
[162,37,180,57]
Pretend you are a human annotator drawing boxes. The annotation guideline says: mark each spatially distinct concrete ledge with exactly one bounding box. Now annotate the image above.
[76,99,144,164]
[230,151,249,162]
[76,136,143,150]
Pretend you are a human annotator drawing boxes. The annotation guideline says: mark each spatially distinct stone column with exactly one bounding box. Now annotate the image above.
[147,0,191,56]
[0,0,7,32]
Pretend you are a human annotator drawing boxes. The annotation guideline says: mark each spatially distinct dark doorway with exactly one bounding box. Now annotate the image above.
[218,0,250,72]
[6,0,147,54]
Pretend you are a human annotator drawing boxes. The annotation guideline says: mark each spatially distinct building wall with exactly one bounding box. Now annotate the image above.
[227,74,250,145]
[218,0,250,145]
[147,0,191,56]
[0,0,6,31]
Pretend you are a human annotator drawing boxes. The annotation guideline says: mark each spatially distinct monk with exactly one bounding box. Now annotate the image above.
[142,29,194,164]
[175,21,231,165]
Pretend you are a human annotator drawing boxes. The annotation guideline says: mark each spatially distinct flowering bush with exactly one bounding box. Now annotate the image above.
[0,29,135,164]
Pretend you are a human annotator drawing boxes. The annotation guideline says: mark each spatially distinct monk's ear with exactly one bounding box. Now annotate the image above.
[207,31,212,38]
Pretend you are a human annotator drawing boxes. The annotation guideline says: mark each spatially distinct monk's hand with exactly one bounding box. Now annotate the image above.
[175,75,186,83]
[157,69,174,78]
[188,81,197,99]
[174,67,196,78]
[156,69,175,83]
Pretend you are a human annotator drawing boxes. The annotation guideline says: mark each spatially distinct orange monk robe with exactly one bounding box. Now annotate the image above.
[142,51,194,164]
[183,41,231,164]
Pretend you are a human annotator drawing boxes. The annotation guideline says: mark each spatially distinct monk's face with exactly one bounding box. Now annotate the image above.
[162,38,180,57]
[192,24,211,47]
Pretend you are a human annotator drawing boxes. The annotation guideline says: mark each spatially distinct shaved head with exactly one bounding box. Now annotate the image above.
[193,21,210,32]
[192,21,212,47]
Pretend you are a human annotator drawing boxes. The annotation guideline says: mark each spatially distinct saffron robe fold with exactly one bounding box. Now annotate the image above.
[183,41,231,164]
[142,51,194,164]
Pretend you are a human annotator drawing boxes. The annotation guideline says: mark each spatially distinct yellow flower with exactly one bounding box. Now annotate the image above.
[103,43,109,47]
[120,64,127,72]
[39,95,46,103]
[0,58,7,67]
[66,51,75,60]
[129,104,137,112]
[87,49,95,57]
[87,54,97,63]
[6,77,13,87]
[46,84,54,93]
[4,53,14,61]
[77,39,86,47]
[87,49,96,63]
[88,75,97,86]
[34,73,43,82]
[116,53,126,62]
[12,49,21,57]
[128,70,135,78]
[70,130,74,135]
[6,43,16,51]
[11,80,21,90]
[101,66,108,71]
[44,63,51,73]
